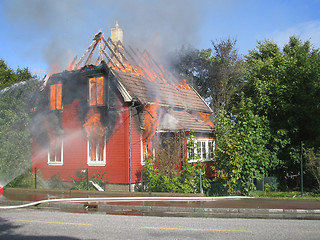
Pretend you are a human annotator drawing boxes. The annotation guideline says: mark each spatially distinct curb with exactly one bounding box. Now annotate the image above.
[2,199,319,220]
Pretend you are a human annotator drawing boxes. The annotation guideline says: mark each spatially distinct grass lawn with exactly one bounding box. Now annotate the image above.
[254,191,320,201]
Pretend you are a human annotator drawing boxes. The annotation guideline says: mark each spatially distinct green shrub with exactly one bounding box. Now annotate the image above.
[142,131,211,193]
[70,169,106,191]
[6,168,43,188]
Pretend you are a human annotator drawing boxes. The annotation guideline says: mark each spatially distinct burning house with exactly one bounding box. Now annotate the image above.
[31,24,215,191]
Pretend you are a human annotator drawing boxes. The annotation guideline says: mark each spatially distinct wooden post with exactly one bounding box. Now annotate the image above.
[86,168,89,191]
[35,168,37,189]
[199,169,203,194]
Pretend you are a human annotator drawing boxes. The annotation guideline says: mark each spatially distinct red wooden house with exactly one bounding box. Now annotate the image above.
[31,25,214,191]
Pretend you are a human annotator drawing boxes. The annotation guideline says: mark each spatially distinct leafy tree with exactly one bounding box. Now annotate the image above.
[215,97,278,195]
[169,45,211,91]
[207,38,244,111]
[304,148,320,193]
[0,59,32,90]
[170,38,244,112]
[243,37,320,189]
[0,59,40,186]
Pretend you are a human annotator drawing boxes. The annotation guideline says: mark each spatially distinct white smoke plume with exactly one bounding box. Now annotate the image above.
[2,0,202,71]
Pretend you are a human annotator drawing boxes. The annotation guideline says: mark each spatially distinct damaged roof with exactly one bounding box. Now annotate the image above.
[44,31,214,132]
[110,68,212,113]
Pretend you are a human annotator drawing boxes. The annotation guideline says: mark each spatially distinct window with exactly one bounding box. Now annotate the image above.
[87,136,106,166]
[89,76,104,106]
[50,84,62,110]
[188,139,215,162]
[141,137,148,165]
[48,135,63,165]
[141,136,157,165]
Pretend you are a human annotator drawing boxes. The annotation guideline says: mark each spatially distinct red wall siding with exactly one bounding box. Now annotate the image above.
[104,104,143,184]
[32,98,143,184]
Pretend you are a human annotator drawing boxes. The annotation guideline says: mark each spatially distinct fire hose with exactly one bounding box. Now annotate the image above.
[0,196,249,210]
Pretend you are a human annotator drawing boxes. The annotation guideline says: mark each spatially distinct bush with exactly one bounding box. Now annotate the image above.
[70,169,106,191]
[142,131,211,193]
[6,168,43,188]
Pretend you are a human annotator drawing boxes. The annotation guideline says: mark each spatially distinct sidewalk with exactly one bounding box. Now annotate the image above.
[1,188,320,220]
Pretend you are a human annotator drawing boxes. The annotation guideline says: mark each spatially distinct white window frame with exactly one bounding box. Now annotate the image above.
[48,138,63,166]
[188,138,215,162]
[87,136,106,166]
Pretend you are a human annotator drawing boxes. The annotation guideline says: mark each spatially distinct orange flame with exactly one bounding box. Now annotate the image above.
[142,99,160,158]
[108,49,196,94]
[198,112,214,128]
[177,79,192,90]
[48,64,59,76]
[44,119,62,162]
[83,107,105,160]
[89,76,104,106]
[50,84,62,110]
[109,52,170,85]
[67,57,77,70]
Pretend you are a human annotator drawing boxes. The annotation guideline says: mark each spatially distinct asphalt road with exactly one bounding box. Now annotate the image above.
[1,208,319,240]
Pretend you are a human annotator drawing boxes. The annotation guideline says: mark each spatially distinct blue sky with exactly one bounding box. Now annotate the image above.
[1,0,320,77]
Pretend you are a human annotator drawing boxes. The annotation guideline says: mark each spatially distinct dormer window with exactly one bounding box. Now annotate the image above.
[89,76,104,106]
[50,84,62,110]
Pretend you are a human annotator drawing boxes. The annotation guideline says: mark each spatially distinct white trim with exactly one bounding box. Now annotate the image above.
[109,69,133,102]
[48,138,63,166]
[190,85,213,113]
[87,137,106,166]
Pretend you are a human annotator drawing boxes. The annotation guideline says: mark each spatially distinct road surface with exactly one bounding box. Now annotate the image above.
[1,208,319,239]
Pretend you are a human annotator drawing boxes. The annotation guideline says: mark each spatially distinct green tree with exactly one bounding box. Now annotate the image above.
[243,37,320,189]
[0,59,32,90]
[0,59,40,186]
[304,148,320,193]
[170,38,244,112]
[215,97,278,195]
[169,45,211,91]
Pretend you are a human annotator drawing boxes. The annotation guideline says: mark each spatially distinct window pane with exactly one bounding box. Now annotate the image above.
[96,77,104,105]
[89,77,104,106]
[89,79,97,106]
[49,135,62,163]
[98,137,104,161]
[208,141,214,159]
[201,141,206,159]
[89,137,104,162]
[50,84,62,110]
[197,142,201,159]
[50,85,56,110]
[89,138,97,161]
[56,84,62,109]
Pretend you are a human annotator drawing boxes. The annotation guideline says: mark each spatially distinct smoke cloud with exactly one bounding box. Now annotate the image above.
[2,0,202,71]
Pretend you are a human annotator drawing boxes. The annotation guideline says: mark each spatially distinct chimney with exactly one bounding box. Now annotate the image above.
[110,21,124,62]
[111,21,123,44]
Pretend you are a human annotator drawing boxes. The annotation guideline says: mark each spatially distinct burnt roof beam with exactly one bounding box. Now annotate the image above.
[101,36,127,70]
[75,32,103,70]
[106,37,131,66]
[101,48,121,71]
